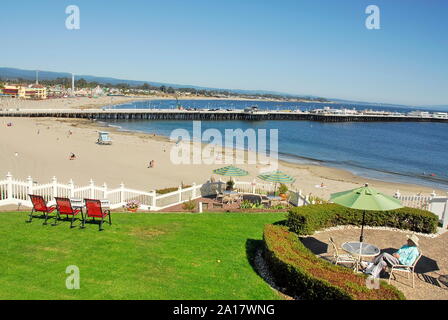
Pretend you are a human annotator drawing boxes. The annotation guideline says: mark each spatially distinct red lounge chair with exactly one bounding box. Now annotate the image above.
[27,194,57,225]
[83,199,112,231]
[54,197,83,228]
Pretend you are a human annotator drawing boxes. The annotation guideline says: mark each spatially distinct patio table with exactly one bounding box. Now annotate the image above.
[341,241,380,272]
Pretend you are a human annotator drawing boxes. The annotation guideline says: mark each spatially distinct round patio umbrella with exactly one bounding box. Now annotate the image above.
[213,165,249,191]
[257,170,295,195]
[257,170,295,184]
[213,165,249,177]
[330,183,403,242]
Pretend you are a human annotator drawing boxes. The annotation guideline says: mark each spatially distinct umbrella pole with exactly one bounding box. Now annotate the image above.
[360,210,365,243]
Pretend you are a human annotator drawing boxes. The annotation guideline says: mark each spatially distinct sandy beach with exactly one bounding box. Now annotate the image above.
[0,116,444,200]
[0,95,152,110]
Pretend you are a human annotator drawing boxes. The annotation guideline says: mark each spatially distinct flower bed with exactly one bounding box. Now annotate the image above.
[156,185,191,195]
[287,203,438,236]
[263,224,405,300]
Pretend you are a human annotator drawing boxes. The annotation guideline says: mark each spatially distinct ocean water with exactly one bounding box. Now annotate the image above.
[104,100,448,190]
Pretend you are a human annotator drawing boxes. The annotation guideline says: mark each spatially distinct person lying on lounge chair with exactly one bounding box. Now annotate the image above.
[361,234,420,278]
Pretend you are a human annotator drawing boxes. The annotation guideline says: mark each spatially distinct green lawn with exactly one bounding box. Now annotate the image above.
[0,211,286,300]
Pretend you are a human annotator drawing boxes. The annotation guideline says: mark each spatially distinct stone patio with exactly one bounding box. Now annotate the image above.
[302,227,448,300]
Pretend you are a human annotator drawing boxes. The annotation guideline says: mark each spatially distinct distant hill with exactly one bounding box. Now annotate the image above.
[417,105,448,111]
[0,67,311,98]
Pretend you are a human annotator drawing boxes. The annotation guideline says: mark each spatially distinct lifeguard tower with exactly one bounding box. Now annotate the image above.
[97,131,112,145]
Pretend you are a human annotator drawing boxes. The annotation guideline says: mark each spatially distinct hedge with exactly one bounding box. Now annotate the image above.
[263,224,405,300]
[287,203,438,235]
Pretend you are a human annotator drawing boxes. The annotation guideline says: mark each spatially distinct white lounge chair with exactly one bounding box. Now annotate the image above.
[97,131,112,145]
[388,252,422,288]
[329,237,357,267]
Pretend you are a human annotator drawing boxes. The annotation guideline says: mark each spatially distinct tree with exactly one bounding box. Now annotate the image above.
[167,86,175,94]
[75,78,88,88]
[141,83,151,90]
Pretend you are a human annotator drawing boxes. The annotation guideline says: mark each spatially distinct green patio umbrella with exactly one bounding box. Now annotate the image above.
[330,183,403,242]
[213,165,249,177]
[213,165,249,191]
[257,170,296,184]
[257,170,295,195]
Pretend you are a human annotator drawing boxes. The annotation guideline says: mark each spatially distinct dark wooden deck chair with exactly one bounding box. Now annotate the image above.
[242,194,263,205]
[27,194,57,225]
[54,197,83,228]
[83,199,112,231]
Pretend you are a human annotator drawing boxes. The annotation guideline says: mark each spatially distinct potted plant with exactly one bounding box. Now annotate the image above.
[226,180,235,191]
[125,200,140,212]
[278,184,289,200]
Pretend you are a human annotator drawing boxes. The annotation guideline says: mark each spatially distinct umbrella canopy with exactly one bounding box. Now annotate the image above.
[213,165,249,177]
[330,184,403,211]
[257,170,295,184]
[330,184,403,242]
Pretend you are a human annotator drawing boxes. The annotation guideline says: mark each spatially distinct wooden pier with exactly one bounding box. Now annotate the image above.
[0,109,447,122]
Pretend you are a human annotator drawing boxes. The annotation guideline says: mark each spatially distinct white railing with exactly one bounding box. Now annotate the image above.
[394,190,448,229]
[289,190,310,206]
[0,173,310,212]
[0,173,180,211]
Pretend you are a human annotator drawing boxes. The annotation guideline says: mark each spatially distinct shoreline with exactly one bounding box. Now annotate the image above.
[0,95,445,198]
[94,119,448,193]
[0,116,444,198]
[91,119,446,196]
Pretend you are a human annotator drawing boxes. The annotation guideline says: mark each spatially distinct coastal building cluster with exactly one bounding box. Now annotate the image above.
[0,70,328,103]
[1,84,47,100]
[0,83,121,100]
[307,106,448,119]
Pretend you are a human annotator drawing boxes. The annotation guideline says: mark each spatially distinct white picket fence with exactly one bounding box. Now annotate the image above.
[0,173,302,211]
[394,190,448,228]
[3,173,445,223]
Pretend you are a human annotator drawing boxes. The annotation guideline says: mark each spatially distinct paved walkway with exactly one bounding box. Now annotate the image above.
[302,227,448,300]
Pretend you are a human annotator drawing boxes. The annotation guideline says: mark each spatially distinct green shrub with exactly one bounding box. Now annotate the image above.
[240,200,265,209]
[270,204,290,210]
[308,195,328,204]
[278,184,288,194]
[226,180,235,190]
[263,224,405,300]
[287,203,438,235]
[182,199,196,212]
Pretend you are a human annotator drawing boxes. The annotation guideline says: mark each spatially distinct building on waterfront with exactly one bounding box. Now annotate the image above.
[408,110,430,118]
[1,84,47,99]
[47,85,68,98]
[92,85,106,97]
[433,112,448,119]
[310,106,357,115]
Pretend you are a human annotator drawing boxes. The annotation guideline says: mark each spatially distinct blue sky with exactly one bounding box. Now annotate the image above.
[0,0,447,106]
